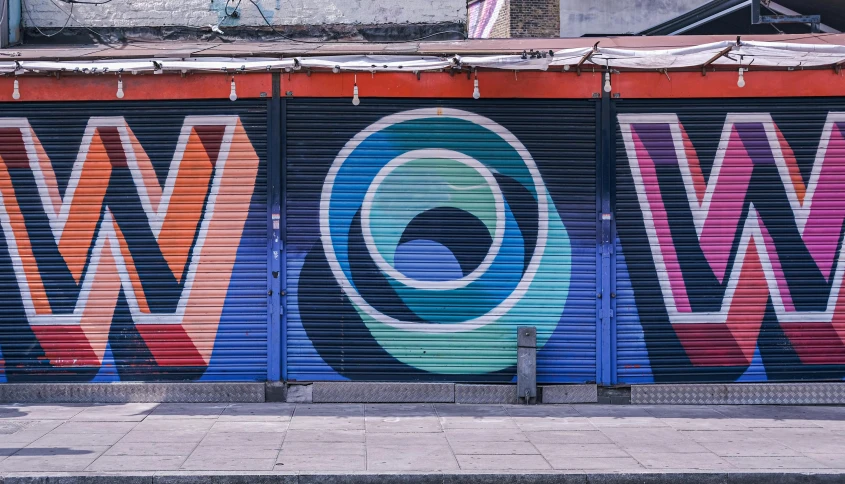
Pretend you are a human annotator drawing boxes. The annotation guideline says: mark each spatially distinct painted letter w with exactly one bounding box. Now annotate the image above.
[0,116,259,368]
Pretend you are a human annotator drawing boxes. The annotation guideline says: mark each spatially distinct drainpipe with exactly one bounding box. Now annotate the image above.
[2,0,21,47]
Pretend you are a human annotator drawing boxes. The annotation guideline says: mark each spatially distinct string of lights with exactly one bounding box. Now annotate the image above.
[5,39,845,102]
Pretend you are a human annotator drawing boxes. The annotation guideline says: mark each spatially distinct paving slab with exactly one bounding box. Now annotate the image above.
[275,453,367,471]
[86,455,187,471]
[724,455,831,469]
[189,446,281,461]
[455,454,552,471]
[132,419,216,432]
[525,431,611,445]
[280,441,365,455]
[534,443,631,458]
[147,403,228,419]
[52,421,140,434]
[511,417,596,432]
[365,416,443,433]
[626,451,734,470]
[180,456,277,471]
[119,430,208,444]
[438,416,519,430]
[0,404,90,420]
[808,455,845,469]
[0,402,843,482]
[0,445,109,472]
[32,432,128,447]
[546,456,644,471]
[199,432,285,447]
[104,442,199,457]
[444,429,530,442]
[697,439,801,457]
[449,440,540,455]
[367,445,459,472]
[284,429,365,442]
[208,421,289,433]
[218,403,295,422]
[287,416,365,431]
[366,432,449,446]
[70,404,159,422]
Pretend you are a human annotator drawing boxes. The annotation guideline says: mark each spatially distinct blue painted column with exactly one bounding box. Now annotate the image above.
[598,83,616,385]
[9,0,21,45]
[267,72,282,381]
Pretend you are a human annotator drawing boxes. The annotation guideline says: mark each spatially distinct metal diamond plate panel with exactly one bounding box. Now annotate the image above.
[0,383,265,403]
[311,382,455,403]
[455,384,517,404]
[540,384,597,403]
[632,383,845,405]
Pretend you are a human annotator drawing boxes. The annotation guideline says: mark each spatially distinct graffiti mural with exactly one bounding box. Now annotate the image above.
[0,106,267,381]
[467,0,506,38]
[286,101,598,382]
[617,109,845,382]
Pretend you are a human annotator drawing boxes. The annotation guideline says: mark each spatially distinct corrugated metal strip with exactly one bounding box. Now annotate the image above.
[286,99,596,383]
[0,100,268,382]
[615,98,845,384]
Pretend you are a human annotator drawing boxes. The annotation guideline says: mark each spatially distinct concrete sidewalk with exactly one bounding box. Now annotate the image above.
[0,402,844,483]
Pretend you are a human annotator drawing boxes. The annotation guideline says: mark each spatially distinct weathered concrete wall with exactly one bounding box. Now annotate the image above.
[22,0,466,29]
[560,0,709,36]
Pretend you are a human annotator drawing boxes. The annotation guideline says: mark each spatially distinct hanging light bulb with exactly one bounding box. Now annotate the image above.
[229,76,238,101]
[116,75,125,99]
[12,78,20,100]
[352,74,360,106]
[332,66,340,74]
[737,67,746,88]
[472,71,480,100]
[604,71,612,93]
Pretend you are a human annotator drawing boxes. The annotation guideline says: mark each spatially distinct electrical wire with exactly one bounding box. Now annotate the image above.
[23,0,114,46]
[22,0,74,38]
[224,0,242,18]
[248,0,466,44]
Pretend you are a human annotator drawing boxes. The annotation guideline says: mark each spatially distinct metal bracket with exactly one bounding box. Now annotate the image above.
[517,326,537,404]
[752,0,821,32]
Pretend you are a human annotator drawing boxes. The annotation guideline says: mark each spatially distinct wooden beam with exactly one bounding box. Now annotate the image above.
[576,42,599,76]
[701,45,733,76]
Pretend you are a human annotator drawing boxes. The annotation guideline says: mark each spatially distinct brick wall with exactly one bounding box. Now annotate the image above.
[510,0,560,38]
[488,0,511,38]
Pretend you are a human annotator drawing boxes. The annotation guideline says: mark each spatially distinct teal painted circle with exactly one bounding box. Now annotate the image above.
[320,108,571,374]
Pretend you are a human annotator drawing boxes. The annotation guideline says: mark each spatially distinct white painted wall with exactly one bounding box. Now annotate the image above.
[560,0,710,36]
[22,0,466,29]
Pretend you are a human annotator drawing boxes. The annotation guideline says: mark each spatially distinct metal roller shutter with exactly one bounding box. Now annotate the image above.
[286,98,597,383]
[0,100,267,382]
[615,98,845,383]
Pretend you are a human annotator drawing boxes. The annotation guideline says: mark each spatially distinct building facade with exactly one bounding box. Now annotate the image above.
[12,0,467,43]
[1,39,845,404]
